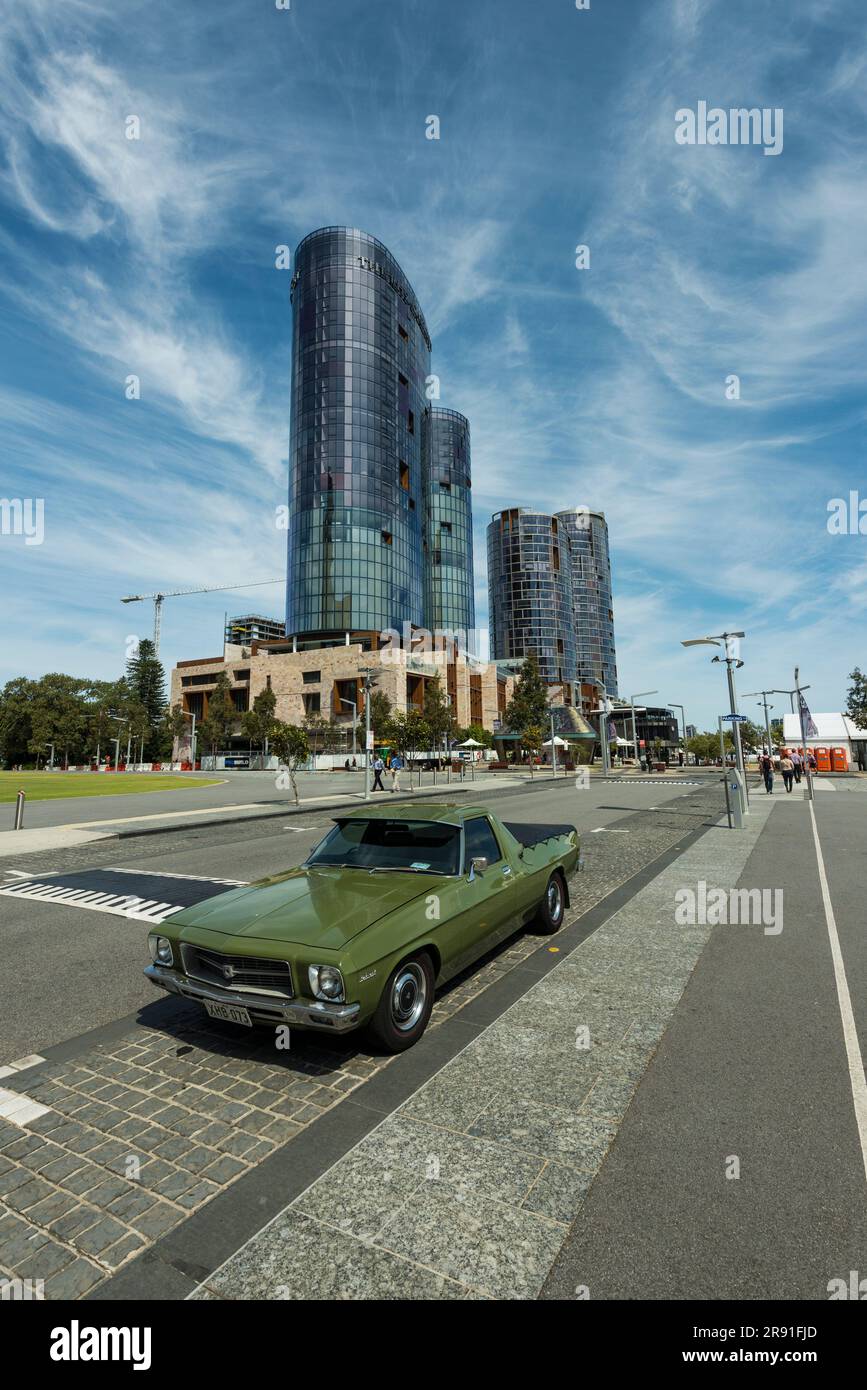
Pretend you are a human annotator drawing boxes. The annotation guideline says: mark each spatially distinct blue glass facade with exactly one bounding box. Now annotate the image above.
[286,228,432,640]
[556,508,618,696]
[486,509,577,688]
[426,408,475,638]
[487,506,618,699]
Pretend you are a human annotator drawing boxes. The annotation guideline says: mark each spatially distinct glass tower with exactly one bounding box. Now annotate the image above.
[486,509,577,687]
[556,508,618,696]
[425,407,475,639]
[286,227,432,641]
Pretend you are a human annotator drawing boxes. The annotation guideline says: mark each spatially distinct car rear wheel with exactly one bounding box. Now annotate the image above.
[532,871,566,934]
[369,952,435,1053]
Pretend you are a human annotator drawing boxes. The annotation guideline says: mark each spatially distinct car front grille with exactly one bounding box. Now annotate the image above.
[180,945,294,998]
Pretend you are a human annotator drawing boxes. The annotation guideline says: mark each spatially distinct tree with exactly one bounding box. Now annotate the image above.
[302,713,329,759]
[125,639,167,759]
[521,723,543,775]
[846,668,867,728]
[739,719,765,754]
[388,710,430,767]
[367,689,392,740]
[270,721,309,805]
[198,673,237,757]
[162,704,190,761]
[0,677,38,767]
[243,687,277,761]
[423,675,455,753]
[504,652,549,736]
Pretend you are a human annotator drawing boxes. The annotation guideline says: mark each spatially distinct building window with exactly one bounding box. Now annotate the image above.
[399,461,410,490]
[302,669,321,684]
[382,530,393,546]
[302,692,321,716]
[398,323,408,340]
[408,410,415,435]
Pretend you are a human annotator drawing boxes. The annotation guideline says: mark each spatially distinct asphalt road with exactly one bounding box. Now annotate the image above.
[0,775,706,1063]
[543,779,867,1300]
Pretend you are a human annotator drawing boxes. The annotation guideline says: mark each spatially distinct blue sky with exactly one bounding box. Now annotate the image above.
[1,0,865,730]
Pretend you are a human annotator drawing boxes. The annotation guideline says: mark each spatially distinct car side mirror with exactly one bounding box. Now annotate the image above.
[469,856,488,879]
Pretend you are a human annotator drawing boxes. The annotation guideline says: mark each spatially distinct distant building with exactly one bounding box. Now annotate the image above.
[426,408,475,639]
[557,508,618,697]
[224,614,286,647]
[487,509,578,697]
[486,505,618,711]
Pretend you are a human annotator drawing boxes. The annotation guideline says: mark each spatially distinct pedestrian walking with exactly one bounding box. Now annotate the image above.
[780,753,795,793]
[390,753,404,792]
[372,755,385,792]
[808,752,817,773]
[790,749,802,784]
[760,750,774,794]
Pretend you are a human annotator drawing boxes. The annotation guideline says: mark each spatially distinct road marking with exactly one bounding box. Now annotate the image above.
[591,827,629,834]
[0,1087,50,1126]
[807,800,867,1185]
[0,868,250,923]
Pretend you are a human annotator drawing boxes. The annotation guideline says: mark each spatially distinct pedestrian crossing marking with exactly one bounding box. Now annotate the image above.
[0,868,250,924]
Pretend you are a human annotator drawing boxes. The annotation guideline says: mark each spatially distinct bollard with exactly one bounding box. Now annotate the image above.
[14,789,25,830]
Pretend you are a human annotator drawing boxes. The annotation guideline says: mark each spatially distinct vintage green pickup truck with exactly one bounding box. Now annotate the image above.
[144,803,580,1051]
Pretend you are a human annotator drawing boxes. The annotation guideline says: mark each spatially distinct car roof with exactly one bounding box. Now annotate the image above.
[338,802,491,827]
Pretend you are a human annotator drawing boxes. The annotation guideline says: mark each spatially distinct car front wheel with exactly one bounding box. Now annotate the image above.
[369,952,435,1052]
[532,871,566,934]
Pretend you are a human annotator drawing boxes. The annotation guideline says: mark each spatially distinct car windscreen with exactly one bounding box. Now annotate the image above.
[307,818,461,874]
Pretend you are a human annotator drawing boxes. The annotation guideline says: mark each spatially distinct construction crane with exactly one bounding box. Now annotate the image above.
[121,579,284,656]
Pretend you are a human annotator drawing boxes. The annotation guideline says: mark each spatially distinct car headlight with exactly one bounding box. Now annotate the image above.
[149,935,174,967]
[308,965,345,1003]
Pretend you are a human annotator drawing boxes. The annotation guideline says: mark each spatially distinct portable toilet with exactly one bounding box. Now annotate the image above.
[830,746,849,772]
[815,747,831,773]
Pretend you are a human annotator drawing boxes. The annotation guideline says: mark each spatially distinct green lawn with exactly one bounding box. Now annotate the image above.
[0,772,225,804]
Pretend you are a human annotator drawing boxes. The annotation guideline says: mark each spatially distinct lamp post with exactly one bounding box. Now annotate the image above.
[743,690,775,757]
[591,683,611,775]
[45,742,55,770]
[681,631,748,806]
[630,691,658,769]
[668,702,688,764]
[359,668,377,803]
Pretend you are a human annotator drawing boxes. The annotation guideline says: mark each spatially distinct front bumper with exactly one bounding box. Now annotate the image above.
[144,964,362,1033]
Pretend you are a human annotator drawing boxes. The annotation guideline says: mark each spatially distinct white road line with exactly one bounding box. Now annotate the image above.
[591,827,629,834]
[110,868,248,885]
[808,800,867,1186]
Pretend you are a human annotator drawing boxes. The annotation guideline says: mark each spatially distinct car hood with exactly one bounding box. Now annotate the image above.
[168,866,439,951]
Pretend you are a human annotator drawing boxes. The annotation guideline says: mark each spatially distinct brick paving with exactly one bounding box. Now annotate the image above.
[0,780,726,1298]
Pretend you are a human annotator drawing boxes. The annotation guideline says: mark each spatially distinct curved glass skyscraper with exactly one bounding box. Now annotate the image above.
[426,407,475,638]
[556,508,618,696]
[286,227,432,642]
[487,506,618,701]
[487,509,577,688]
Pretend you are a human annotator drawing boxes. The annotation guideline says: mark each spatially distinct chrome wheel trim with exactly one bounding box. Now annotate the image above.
[390,962,427,1032]
[547,877,563,924]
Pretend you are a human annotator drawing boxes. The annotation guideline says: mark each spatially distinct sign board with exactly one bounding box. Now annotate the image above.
[724,714,747,721]
[366,730,374,751]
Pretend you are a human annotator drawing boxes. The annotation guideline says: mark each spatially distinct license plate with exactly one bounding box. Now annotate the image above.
[204,1000,252,1027]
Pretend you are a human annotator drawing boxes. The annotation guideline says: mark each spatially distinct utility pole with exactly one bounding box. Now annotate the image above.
[631,690,657,769]
[668,702,688,763]
[360,668,376,803]
[743,690,775,756]
[550,711,557,779]
[794,667,815,802]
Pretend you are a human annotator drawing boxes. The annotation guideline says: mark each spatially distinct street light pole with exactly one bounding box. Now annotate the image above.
[742,690,775,757]
[550,711,557,779]
[339,699,358,757]
[681,631,748,807]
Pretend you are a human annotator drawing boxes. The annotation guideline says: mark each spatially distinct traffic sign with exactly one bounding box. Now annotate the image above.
[723,714,747,721]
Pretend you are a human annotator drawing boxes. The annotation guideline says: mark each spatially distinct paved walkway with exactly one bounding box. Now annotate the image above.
[188,803,773,1299]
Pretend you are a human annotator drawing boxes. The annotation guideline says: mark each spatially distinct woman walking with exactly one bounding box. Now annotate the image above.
[780,753,795,793]
[760,750,774,794]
